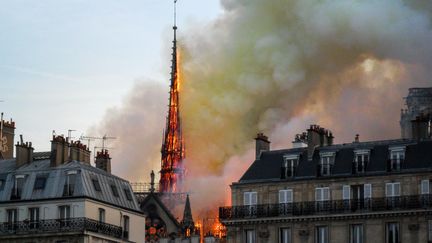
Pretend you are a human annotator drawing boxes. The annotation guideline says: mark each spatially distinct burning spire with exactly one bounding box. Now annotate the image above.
[159,0,185,193]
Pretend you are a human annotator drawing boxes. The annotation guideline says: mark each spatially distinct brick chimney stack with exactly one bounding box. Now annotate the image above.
[50,135,70,167]
[70,140,91,164]
[0,113,15,160]
[255,133,270,160]
[307,125,334,160]
[15,135,34,167]
[95,149,111,173]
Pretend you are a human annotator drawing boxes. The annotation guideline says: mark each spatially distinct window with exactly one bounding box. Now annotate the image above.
[245,229,256,243]
[123,215,130,239]
[281,155,298,178]
[244,191,258,216]
[111,184,119,197]
[343,185,350,200]
[315,187,330,211]
[350,224,363,243]
[353,150,369,174]
[279,189,293,204]
[6,209,17,230]
[59,205,71,226]
[244,192,258,206]
[319,153,335,176]
[315,187,330,201]
[124,188,133,201]
[386,222,399,243]
[98,208,105,223]
[92,179,102,192]
[0,179,5,190]
[385,183,400,197]
[364,184,372,199]
[34,177,47,190]
[11,175,25,200]
[29,207,40,229]
[63,171,76,196]
[280,228,291,243]
[421,179,430,194]
[388,147,405,171]
[315,226,328,243]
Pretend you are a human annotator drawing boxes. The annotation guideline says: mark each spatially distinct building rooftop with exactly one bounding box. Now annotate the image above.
[238,138,432,184]
[0,159,141,212]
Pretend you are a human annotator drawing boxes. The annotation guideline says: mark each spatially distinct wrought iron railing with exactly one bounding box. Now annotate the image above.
[0,217,123,238]
[219,194,432,220]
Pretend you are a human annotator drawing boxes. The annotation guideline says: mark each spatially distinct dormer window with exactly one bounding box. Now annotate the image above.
[319,152,335,176]
[353,150,369,174]
[11,175,25,200]
[281,155,299,179]
[388,147,405,172]
[63,170,77,196]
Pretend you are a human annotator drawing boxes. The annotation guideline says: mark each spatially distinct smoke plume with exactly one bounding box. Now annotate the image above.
[95,0,432,213]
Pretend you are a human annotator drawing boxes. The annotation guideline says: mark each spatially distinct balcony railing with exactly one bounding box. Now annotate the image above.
[219,194,432,221]
[0,217,123,239]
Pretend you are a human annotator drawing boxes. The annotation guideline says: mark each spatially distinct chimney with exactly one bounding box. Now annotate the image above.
[95,149,111,173]
[0,113,15,160]
[69,140,91,164]
[50,135,70,167]
[255,133,270,160]
[15,135,34,167]
[354,134,360,143]
[307,125,333,160]
[412,113,431,140]
[292,132,308,148]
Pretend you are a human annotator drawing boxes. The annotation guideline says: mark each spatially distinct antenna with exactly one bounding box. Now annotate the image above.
[68,129,76,141]
[81,134,116,150]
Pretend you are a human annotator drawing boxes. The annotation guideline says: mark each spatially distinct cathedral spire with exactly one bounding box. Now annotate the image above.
[181,194,195,236]
[159,0,185,193]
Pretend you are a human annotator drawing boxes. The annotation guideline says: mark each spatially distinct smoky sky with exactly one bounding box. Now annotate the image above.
[95,0,432,212]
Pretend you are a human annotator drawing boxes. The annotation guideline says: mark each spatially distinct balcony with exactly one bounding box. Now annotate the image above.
[219,194,432,221]
[0,217,123,239]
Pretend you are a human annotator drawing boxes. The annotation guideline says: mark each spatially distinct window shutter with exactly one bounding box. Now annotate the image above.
[315,188,321,201]
[394,183,400,196]
[279,190,285,203]
[251,192,257,205]
[385,183,392,197]
[324,188,330,200]
[364,184,372,198]
[342,185,350,200]
[244,192,251,205]
[287,189,293,203]
[422,180,430,194]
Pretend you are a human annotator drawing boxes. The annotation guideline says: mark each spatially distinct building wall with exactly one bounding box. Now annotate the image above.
[226,216,429,243]
[231,172,432,206]
[0,199,85,221]
[84,199,146,243]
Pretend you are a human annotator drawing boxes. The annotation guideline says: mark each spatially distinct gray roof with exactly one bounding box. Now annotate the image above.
[239,139,432,183]
[0,159,141,212]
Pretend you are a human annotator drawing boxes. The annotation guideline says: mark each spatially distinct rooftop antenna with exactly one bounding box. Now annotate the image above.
[81,135,116,150]
[68,129,76,142]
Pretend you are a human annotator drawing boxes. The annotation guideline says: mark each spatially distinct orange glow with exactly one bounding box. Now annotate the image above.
[159,31,185,193]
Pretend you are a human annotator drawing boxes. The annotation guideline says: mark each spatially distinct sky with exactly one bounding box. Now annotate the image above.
[0,0,222,152]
